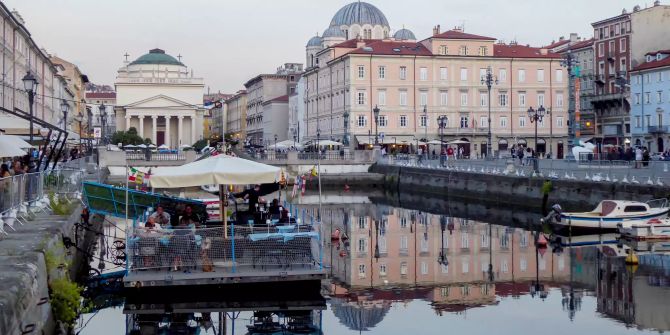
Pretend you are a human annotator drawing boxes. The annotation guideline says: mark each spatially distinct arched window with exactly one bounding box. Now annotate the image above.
[344,29,349,40]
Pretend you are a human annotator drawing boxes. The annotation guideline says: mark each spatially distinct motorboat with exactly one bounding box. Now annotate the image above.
[618,217,670,240]
[542,199,669,231]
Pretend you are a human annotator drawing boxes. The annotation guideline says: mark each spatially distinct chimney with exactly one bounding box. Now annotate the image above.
[356,39,366,48]
[437,24,441,34]
[569,33,579,42]
[432,25,438,35]
[559,36,565,41]
[654,0,661,6]
[540,48,548,55]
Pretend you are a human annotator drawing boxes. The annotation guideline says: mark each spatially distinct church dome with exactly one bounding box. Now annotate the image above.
[306,35,323,47]
[130,48,184,66]
[323,26,346,38]
[330,2,389,28]
[393,28,416,40]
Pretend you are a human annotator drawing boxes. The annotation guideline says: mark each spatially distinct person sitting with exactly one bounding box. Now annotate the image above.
[149,205,171,227]
[268,199,281,215]
[179,205,200,227]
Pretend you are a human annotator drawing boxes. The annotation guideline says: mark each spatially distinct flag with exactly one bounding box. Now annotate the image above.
[311,166,318,177]
[128,167,138,182]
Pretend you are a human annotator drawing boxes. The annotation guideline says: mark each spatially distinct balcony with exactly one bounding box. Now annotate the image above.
[648,126,669,134]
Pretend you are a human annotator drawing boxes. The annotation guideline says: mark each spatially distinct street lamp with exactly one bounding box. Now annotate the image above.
[438,116,447,165]
[560,50,577,159]
[316,128,322,221]
[99,103,107,145]
[373,105,380,146]
[22,71,38,168]
[527,106,546,174]
[343,110,350,146]
[60,99,69,130]
[274,134,278,152]
[481,66,498,159]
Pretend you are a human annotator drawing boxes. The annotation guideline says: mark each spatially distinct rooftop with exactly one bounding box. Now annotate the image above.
[347,40,432,56]
[129,48,184,66]
[493,44,560,59]
[85,92,116,99]
[431,29,496,41]
[568,38,595,51]
[632,55,670,72]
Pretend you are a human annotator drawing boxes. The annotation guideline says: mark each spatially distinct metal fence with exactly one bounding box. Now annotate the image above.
[126,225,321,273]
[383,155,670,185]
[126,152,186,161]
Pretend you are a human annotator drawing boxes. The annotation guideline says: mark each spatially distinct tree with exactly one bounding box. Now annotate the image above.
[193,139,208,152]
[110,127,144,146]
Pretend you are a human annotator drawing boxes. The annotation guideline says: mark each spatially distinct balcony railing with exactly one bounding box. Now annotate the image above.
[648,126,668,134]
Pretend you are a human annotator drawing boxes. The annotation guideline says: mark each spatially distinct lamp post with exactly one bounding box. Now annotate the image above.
[438,116,447,166]
[274,134,278,152]
[561,51,577,159]
[22,71,38,169]
[316,128,322,221]
[343,110,350,146]
[373,105,380,146]
[99,103,107,145]
[61,99,69,131]
[527,106,546,175]
[481,66,498,159]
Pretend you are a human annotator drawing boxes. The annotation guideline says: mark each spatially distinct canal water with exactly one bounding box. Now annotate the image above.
[75,192,670,334]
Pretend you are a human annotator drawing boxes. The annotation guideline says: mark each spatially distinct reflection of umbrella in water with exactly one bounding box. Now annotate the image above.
[330,297,390,332]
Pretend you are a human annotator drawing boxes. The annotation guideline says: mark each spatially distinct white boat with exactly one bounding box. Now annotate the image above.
[549,199,669,230]
[618,218,670,240]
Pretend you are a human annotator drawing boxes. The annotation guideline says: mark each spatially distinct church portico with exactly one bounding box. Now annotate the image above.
[115,48,205,148]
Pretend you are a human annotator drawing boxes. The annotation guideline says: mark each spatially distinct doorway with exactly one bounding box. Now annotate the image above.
[658,137,664,153]
[557,141,564,159]
[157,131,165,146]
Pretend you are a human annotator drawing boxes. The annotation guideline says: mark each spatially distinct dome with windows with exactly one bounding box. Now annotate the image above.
[323,26,346,38]
[307,35,323,47]
[129,48,184,66]
[330,2,389,28]
[393,28,416,41]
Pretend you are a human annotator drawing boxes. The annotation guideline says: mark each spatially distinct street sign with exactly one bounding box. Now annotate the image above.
[93,127,102,139]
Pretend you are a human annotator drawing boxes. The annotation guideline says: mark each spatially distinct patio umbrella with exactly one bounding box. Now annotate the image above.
[427,140,444,145]
[150,155,281,236]
[148,144,157,148]
[447,140,470,145]
[0,136,28,157]
[0,135,32,149]
[124,144,137,149]
[158,144,169,149]
[137,144,148,149]
[313,140,342,147]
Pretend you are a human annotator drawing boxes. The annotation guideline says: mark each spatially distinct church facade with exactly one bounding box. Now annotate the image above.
[114,48,205,147]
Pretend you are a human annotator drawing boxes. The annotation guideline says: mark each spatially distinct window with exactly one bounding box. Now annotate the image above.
[439,114,448,128]
[459,45,468,56]
[537,69,545,82]
[460,92,468,106]
[420,91,428,106]
[441,264,449,274]
[420,67,428,80]
[420,115,428,128]
[538,92,545,106]
[358,264,366,278]
[501,259,509,273]
[634,93,641,105]
[421,261,428,275]
[518,92,526,107]
[479,46,487,56]
[499,69,507,81]
[460,116,469,128]
[556,69,563,83]
[604,26,609,38]
[657,91,663,103]
[644,92,650,104]
[378,66,386,79]
[439,45,447,55]
[399,90,408,106]
[379,263,387,276]
[620,58,627,72]
[598,43,604,57]
[462,259,469,273]
[378,115,388,127]
[500,116,507,128]
[460,68,468,81]
[440,67,448,80]
[609,40,615,55]
[378,90,386,106]
[400,236,409,250]
[357,91,366,105]
[480,92,487,106]
[357,115,367,127]
[400,262,408,275]
[519,116,526,127]
[635,116,641,127]
[399,115,407,127]
[358,65,365,79]
[615,23,620,35]
[557,93,564,107]
[480,68,487,81]
[499,92,508,106]
[620,38,626,52]
[440,91,448,106]
[518,69,526,82]
[358,238,366,252]
[400,66,407,80]
[557,116,564,127]
[658,72,663,82]
[480,116,487,129]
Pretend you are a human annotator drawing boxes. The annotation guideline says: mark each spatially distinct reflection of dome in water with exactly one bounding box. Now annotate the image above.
[330,298,390,331]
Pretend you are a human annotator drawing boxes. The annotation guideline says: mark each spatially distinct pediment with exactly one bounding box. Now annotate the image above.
[125,95,193,109]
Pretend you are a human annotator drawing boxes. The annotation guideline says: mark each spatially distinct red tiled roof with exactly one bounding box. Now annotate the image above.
[645,49,670,56]
[569,38,594,51]
[544,39,570,49]
[85,92,116,99]
[331,39,378,48]
[493,44,561,59]
[347,40,433,56]
[632,56,670,72]
[432,29,496,41]
[267,94,289,103]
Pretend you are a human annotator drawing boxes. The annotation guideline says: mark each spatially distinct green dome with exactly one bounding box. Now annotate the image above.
[129,48,184,66]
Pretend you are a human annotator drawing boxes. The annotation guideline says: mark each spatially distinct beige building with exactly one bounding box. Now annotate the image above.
[224,90,247,141]
[51,56,90,139]
[304,2,569,158]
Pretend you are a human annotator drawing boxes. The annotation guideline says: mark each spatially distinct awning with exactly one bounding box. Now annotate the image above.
[355,135,417,145]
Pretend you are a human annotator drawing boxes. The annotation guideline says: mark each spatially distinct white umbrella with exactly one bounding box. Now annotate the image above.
[124,144,137,149]
[267,142,289,149]
[180,144,191,149]
[137,144,148,149]
[0,137,28,157]
[0,135,32,149]
[314,139,342,147]
[150,154,280,188]
[158,144,169,149]
[427,140,444,145]
[448,140,470,145]
[148,144,157,148]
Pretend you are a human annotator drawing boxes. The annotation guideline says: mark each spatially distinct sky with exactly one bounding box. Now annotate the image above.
[3,0,649,93]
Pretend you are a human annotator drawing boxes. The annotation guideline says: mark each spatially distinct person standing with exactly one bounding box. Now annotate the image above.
[635,146,643,168]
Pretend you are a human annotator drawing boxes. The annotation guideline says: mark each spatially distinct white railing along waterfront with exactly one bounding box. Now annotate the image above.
[126,152,186,161]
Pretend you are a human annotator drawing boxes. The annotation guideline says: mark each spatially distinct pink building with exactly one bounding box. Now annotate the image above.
[304,3,570,157]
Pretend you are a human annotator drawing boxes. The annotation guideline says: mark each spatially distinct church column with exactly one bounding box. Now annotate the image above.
[165,116,171,148]
[125,115,132,131]
[152,115,158,144]
[177,116,184,146]
[139,116,144,140]
[191,115,197,144]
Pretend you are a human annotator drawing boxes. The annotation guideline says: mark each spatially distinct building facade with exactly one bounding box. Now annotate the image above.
[114,48,205,147]
[224,90,247,141]
[630,50,670,152]
[567,39,597,137]
[303,5,569,157]
[288,77,306,144]
[85,90,117,143]
[204,92,231,141]
[243,63,302,145]
[51,56,90,140]
[262,95,290,144]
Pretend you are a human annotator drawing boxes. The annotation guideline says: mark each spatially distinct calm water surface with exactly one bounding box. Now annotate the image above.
[76,193,670,334]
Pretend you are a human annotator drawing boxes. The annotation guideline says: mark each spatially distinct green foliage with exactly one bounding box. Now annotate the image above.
[110,127,144,146]
[193,139,208,151]
[49,278,83,326]
[541,181,553,195]
[48,192,74,216]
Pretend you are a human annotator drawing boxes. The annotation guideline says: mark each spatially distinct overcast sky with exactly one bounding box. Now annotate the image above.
[4,0,648,93]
